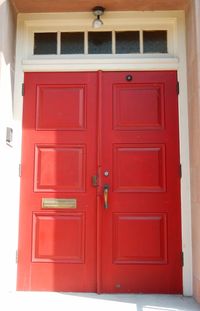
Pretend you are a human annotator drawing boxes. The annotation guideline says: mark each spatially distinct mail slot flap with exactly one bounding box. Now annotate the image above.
[42,198,77,209]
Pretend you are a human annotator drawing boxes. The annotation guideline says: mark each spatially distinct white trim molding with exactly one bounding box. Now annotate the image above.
[14,10,192,296]
[22,57,179,72]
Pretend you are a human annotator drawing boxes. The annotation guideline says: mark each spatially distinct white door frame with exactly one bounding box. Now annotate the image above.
[14,11,192,295]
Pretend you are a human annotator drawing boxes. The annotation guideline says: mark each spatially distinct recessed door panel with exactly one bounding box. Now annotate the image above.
[32,212,85,263]
[34,145,86,192]
[113,84,164,130]
[36,85,86,130]
[113,144,166,192]
[112,213,167,264]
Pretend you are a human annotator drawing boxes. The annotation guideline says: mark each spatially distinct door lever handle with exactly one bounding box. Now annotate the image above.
[103,184,109,209]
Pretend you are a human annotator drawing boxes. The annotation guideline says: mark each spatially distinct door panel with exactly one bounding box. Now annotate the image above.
[34,144,86,192]
[17,72,97,291]
[17,71,182,293]
[113,144,166,192]
[100,71,182,293]
[32,212,85,263]
[113,84,164,130]
[36,84,86,130]
[112,213,167,264]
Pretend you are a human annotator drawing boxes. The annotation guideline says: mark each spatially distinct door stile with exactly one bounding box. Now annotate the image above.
[96,70,103,293]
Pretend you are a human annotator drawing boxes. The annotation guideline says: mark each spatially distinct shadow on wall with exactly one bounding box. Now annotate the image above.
[0,0,18,293]
[0,0,17,114]
[0,0,17,63]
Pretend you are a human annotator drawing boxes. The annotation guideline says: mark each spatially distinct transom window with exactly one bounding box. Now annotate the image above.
[33,30,168,55]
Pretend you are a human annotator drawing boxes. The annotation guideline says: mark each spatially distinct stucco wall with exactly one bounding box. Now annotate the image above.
[0,0,17,291]
[186,0,200,304]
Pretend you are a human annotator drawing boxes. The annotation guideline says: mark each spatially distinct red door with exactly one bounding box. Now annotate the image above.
[17,71,182,293]
[100,71,182,293]
[17,72,98,291]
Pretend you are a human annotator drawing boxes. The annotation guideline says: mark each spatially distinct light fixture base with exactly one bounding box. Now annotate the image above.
[92,6,105,17]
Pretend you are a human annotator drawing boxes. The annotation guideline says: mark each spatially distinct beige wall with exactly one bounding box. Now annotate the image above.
[0,0,17,291]
[186,0,200,304]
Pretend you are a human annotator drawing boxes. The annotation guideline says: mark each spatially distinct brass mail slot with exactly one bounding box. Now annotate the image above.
[42,198,77,209]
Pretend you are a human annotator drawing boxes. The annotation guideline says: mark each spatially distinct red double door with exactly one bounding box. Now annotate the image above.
[17,71,182,293]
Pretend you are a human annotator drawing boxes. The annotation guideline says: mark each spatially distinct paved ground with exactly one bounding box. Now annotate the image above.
[1,292,200,311]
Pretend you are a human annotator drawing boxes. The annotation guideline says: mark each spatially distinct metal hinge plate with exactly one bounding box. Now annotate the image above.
[181,251,184,266]
[177,81,180,95]
[19,164,21,177]
[180,164,182,178]
[22,83,24,96]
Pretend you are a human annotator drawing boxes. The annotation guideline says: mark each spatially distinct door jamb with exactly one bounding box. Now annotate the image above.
[14,11,192,296]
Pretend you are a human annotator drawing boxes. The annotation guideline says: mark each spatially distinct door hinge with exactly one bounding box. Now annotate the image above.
[16,250,18,263]
[22,83,24,96]
[181,251,184,266]
[176,81,180,95]
[19,164,22,177]
[179,164,182,179]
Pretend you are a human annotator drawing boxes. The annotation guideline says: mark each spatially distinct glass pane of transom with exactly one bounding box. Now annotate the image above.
[61,32,84,54]
[34,33,57,55]
[143,31,167,53]
[88,32,112,54]
[116,31,140,54]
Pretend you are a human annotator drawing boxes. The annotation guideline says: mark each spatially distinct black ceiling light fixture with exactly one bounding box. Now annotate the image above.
[92,6,105,29]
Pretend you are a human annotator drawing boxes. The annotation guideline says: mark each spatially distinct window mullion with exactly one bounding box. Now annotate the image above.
[85,32,88,55]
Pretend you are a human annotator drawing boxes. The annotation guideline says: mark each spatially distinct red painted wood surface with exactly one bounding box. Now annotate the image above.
[17,71,182,293]
[100,71,182,293]
[17,72,98,291]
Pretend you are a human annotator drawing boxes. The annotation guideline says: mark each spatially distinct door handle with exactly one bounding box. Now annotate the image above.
[103,184,109,209]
